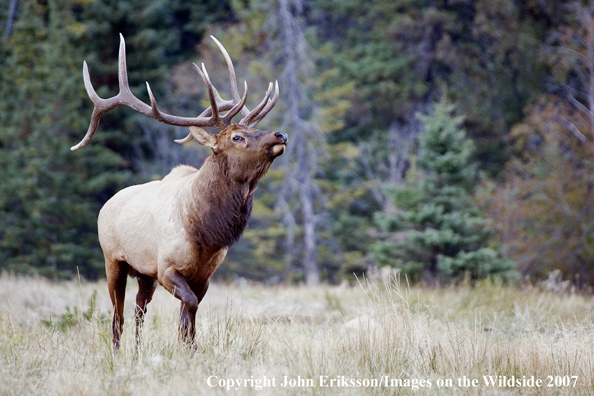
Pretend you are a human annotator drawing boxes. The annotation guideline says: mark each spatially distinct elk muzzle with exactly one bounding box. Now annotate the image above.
[271,131,288,157]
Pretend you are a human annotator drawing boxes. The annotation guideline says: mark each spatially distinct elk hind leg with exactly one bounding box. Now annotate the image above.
[106,259,129,351]
[134,273,157,346]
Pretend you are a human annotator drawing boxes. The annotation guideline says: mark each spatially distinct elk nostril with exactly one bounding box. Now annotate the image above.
[274,131,288,143]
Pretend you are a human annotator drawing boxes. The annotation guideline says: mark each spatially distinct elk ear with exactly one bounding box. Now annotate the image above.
[189,126,217,148]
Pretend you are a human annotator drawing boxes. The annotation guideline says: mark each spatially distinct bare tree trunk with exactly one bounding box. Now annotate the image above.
[360,142,387,209]
[300,177,319,285]
[564,1,594,157]
[586,1,594,150]
[281,201,296,277]
[388,121,402,185]
[5,0,18,38]
[275,0,322,285]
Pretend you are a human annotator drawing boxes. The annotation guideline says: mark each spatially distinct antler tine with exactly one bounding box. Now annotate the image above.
[174,105,212,144]
[174,132,196,145]
[222,81,249,124]
[82,61,101,106]
[117,34,130,93]
[69,63,105,150]
[239,82,274,127]
[210,35,251,118]
[196,63,222,128]
[247,80,280,127]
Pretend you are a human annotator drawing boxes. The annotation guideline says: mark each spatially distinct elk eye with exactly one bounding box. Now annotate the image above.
[232,135,244,143]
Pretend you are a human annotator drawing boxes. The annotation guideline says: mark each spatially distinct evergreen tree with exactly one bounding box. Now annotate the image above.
[372,98,513,282]
[0,0,131,279]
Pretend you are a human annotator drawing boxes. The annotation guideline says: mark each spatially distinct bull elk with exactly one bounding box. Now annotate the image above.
[71,35,287,349]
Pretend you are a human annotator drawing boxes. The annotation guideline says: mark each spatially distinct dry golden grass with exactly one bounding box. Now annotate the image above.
[0,274,593,395]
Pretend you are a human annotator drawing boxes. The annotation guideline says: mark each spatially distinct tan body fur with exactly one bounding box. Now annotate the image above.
[99,165,228,285]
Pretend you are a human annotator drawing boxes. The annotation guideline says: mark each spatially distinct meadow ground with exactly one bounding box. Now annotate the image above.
[0,274,593,395]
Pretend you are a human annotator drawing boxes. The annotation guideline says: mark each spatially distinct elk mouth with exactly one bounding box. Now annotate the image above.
[271,143,286,157]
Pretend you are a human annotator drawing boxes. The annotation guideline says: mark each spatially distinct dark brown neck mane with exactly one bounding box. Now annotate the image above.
[180,156,262,251]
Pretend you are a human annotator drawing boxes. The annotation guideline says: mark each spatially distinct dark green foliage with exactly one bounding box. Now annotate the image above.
[311,0,551,175]
[372,99,513,282]
[0,0,132,279]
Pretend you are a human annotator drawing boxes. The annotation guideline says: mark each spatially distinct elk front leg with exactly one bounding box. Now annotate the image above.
[135,274,158,347]
[190,280,210,306]
[159,268,198,345]
[106,259,129,351]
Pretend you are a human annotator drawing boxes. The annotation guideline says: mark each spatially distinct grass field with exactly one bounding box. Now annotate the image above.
[0,273,593,395]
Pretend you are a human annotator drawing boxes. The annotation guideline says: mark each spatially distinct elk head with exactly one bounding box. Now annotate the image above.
[70,34,284,161]
[193,124,287,184]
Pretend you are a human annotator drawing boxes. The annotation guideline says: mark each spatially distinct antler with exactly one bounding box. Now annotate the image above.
[174,36,280,144]
[209,36,279,126]
[71,34,278,151]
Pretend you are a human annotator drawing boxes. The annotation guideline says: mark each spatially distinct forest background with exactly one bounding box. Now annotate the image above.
[1,0,593,288]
